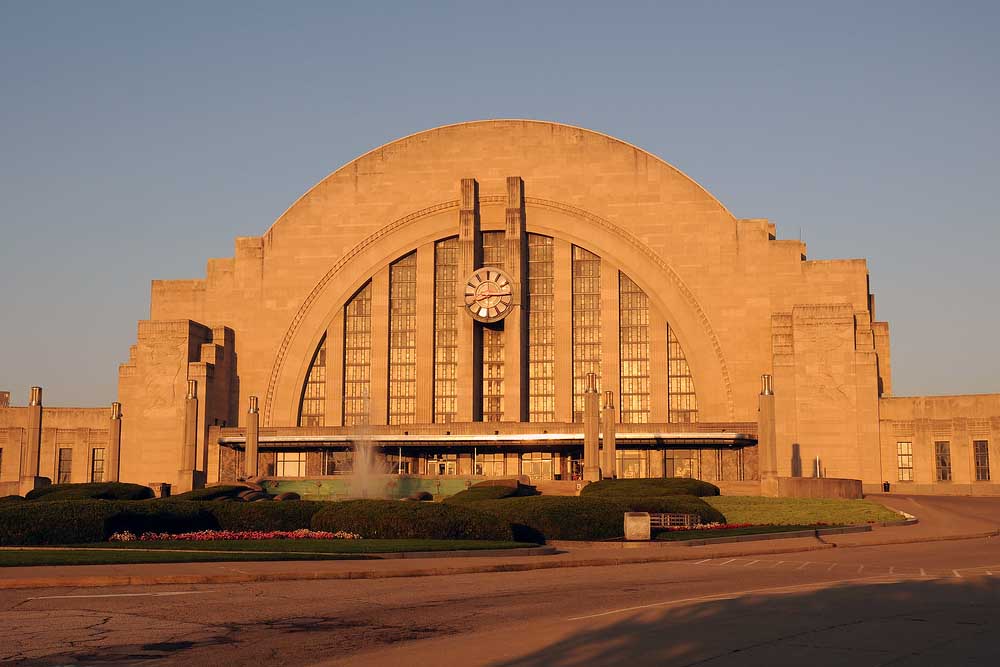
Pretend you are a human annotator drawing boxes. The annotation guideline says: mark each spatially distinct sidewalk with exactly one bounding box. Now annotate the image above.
[1,494,995,591]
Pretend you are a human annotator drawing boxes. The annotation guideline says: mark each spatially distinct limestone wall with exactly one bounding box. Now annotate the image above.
[878,394,1000,494]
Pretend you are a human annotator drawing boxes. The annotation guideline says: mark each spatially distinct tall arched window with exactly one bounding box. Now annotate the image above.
[298,335,326,427]
[667,325,698,423]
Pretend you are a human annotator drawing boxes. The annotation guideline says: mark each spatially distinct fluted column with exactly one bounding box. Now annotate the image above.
[176,380,199,492]
[245,395,260,479]
[22,386,42,478]
[602,390,617,479]
[583,373,601,482]
[107,402,122,482]
[18,386,46,495]
[758,374,779,495]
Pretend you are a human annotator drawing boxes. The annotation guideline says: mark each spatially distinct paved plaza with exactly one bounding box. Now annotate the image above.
[1,495,998,666]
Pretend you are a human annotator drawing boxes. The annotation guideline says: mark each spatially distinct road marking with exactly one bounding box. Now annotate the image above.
[694,559,712,565]
[857,565,865,574]
[26,591,211,601]
[796,562,810,570]
[827,563,837,572]
[920,569,927,576]
[744,560,760,567]
[889,566,895,575]
[567,576,906,621]
[953,570,963,578]
[770,561,784,568]
[719,558,737,566]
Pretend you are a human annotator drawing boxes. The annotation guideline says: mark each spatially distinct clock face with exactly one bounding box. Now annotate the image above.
[464,268,514,322]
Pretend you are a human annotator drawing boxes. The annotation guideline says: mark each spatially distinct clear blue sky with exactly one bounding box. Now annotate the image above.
[1,1,997,406]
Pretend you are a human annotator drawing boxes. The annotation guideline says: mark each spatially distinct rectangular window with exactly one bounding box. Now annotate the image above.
[619,273,650,424]
[388,252,417,425]
[321,450,338,476]
[572,246,601,422]
[896,441,913,482]
[476,452,506,476]
[57,447,73,484]
[974,440,990,482]
[343,282,372,426]
[276,451,307,477]
[425,453,458,476]
[616,449,649,479]
[934,441,951,482]
[666,449,700,479]
[521,452,553,480]
[90,448,105,483]
[527,234,555,422]
[433,238,458,423]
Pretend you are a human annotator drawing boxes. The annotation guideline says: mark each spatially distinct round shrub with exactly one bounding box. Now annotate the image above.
[25,482,155,502]
[0,495,25,505]
[311,499,512,540]
[274,492,301,502]
[407,491,434,501]
[443,485,519,503]
[580,478,720,499]
[167,485,249,502]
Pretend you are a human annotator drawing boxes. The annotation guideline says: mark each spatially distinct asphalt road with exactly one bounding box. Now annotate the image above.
[2,496,999,666]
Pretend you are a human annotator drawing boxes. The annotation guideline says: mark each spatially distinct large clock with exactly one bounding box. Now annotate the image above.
[464,268,514,323]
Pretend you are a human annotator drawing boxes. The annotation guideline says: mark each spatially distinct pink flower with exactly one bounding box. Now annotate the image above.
[124,529,361,542]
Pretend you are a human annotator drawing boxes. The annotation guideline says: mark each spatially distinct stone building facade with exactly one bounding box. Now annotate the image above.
[1,120,997,496]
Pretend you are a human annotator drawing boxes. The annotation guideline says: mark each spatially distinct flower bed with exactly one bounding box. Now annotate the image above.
[658,522,755,532]
[109,528,360,542]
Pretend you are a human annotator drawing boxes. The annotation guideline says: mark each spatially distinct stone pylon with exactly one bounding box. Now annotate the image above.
[601,390,617,479]
[245,395,260,479]
[583,373,601,482]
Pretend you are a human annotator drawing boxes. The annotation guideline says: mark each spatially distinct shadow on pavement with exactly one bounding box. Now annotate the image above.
[491,577,1000,667]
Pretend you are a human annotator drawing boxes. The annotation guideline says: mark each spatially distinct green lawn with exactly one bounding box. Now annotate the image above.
[0,539,537,567]
[705,496,901,525]
[653,524,825,541]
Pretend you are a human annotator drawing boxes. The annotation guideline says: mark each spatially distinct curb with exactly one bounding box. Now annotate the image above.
[0,545,557,560]
[830,529,999,548]
[0,543,833,591]
[675,524,870,547]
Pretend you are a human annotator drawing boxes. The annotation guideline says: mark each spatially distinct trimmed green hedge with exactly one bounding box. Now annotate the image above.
[0,495,25,505]
[311,500,512,541]
[580,478,720,499]
[167,485,249,502]
[461,495,724,542]
[209,500,327,531]
[0,500,214,545]
[24,483,155,502]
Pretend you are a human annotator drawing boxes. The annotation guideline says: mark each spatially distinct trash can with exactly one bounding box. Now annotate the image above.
[882,481,890,493]
[624,512,651,541]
